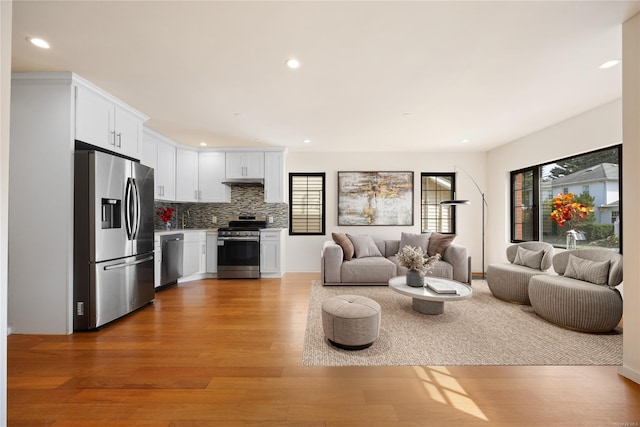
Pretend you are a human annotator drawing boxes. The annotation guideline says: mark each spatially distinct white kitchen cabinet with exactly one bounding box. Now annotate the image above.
[75,84,147,159]
[142,127,176,201]
[264,151,285,203]
[260,229,285,277]
[206,232,218,273]
[182,231,206,278]
[176,148,199,202]
[199,152,230,202]
[225,151,265,179]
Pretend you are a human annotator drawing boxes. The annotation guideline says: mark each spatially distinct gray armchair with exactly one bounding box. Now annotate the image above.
[487,242,554,304]
[528,249,623,333]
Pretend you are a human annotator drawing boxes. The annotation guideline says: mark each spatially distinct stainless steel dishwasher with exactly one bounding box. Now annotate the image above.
[160,234,184,287]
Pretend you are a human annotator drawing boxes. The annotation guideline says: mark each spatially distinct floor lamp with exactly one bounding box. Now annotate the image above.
[440,166,487,280]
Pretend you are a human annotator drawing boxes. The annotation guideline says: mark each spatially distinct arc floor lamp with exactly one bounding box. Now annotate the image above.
[440,166,488,280]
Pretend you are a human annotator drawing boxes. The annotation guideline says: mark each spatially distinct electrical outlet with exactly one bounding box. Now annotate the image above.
[212,216,217,223]
[268,216,274,224]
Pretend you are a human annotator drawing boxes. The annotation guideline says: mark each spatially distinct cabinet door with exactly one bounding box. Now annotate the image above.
[264,152,285,203]
[199,152,230,202]
[225,152,264,179]
[244,152,265,178]
[260,240,280,273]
[183,240,199,277]
[157,142,176,201]
[75,85,114,150]
[206,233,218,273]
[141,137,158,169]
[175,148,199,202]
[115,106,143,159]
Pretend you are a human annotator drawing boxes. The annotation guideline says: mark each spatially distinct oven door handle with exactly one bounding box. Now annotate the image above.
[217,236,260,242]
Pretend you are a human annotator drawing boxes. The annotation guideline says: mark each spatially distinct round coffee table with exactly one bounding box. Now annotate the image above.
[388,276,472,314]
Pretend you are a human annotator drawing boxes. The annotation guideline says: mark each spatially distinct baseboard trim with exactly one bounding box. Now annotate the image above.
[619,365,640,384]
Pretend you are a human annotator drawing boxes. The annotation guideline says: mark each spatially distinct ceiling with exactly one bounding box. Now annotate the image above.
[10,1,640,152]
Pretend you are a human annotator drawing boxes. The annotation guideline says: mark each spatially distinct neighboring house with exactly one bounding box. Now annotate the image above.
[543,163,619,225]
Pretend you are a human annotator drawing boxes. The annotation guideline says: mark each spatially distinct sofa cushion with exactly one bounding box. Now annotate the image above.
[332,232,355,261]
[399,232,430,253]
[347,234,383,258]
[564,254,610,286]
[341,257,397,283]
[513,246,544,270]
[427,232,456,257]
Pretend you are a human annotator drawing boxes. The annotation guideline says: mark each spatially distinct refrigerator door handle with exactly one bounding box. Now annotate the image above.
[125,178,134,240]
[103,255,154,271]
[131,178,141,239]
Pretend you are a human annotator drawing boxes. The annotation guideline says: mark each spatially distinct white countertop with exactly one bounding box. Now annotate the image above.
[154,227,286,236]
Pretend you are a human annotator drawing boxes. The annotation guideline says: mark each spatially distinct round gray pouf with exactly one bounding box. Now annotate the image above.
[321,295,381,350]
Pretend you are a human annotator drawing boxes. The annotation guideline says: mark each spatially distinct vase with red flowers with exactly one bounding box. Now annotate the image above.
[159,207,176,230]
[549,192,592,249]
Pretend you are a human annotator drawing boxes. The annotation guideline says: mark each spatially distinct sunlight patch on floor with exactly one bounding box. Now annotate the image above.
[413,366,489,422]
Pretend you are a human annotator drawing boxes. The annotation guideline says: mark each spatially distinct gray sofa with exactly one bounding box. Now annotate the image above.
[321,238,471,286]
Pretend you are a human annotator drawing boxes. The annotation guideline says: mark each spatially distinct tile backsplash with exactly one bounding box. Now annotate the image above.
[155,185,288,230]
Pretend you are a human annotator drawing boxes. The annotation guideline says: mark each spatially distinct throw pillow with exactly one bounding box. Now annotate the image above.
[513,246,545,270]
[427,232,456,257]
[346,234,383,258]
[332,232,355,261]
[564,254,610,286]
[399,232,431,253]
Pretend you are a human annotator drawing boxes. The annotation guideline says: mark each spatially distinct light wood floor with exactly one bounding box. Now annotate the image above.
[8,273,640,426]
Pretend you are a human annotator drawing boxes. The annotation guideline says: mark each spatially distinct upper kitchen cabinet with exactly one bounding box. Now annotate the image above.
[225,151,265,179]
[264,151,285,203]
[199,151,230,203]
[75,82,148,160]
[142,127,176,201]
[176,147,199,202]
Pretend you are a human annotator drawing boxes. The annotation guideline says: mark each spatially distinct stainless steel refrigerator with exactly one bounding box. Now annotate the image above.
[74,150,155,330]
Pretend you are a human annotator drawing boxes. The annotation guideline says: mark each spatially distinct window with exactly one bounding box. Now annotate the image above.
[289,173,325,235]
[421,173,456,233]
[510,145,621,251]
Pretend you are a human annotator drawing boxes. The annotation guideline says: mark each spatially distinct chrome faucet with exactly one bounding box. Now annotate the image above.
[182,209,191,229]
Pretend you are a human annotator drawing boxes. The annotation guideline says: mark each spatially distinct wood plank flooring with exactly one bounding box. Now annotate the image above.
[8,273,640,426]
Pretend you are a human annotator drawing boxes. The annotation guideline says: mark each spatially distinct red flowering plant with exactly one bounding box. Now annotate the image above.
[158,207,176,224]
[549,192,592,228]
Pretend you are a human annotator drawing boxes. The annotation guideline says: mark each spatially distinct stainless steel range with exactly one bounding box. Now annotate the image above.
[217,215,267,279]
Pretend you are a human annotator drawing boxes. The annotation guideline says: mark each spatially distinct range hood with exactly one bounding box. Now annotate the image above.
[221,178,264,186]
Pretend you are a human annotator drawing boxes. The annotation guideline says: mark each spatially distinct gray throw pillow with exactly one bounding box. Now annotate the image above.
[564,254,610,286]
[399,232,430,253]
[346,234,382,258]
[513,246,544,270]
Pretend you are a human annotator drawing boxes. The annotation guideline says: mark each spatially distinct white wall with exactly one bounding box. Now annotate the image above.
[621,12,640,384]
[285,151,486,272]
[0,0,11,423]
[485,99,622,267]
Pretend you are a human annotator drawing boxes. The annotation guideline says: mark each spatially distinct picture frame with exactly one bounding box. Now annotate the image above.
[338,171,414,225]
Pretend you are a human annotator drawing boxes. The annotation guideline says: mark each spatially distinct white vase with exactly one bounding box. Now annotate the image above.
[406,269,424,287]
[165,222,171,230]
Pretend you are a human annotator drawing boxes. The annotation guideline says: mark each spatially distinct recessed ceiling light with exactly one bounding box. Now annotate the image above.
[27,37,50,49]
[462,139,470,143]
[599,59,621,69]
[401,112,412,118]
[286,58,300,69]
[303,139,311,144]
[199,142,207,147]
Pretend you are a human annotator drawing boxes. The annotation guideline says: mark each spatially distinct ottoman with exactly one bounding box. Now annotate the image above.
[321,295,381,350]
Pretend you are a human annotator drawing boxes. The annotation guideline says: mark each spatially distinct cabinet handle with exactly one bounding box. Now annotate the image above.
[117,132,122,148]
[111,130,116,146]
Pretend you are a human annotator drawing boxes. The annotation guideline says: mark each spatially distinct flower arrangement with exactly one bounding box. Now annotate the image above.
[549,192,592,227]
[396,245,441,275]
[158,207,176,224]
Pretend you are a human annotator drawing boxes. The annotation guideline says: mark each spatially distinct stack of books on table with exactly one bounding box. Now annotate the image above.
[426,280,458,295]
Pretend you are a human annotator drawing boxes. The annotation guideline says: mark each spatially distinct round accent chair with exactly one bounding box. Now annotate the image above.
[528,249,623,333]
[487,242,554,305]
[321,295,381,350]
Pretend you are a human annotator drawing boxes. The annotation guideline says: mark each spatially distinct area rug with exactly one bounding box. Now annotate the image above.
[301,280,622,366]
